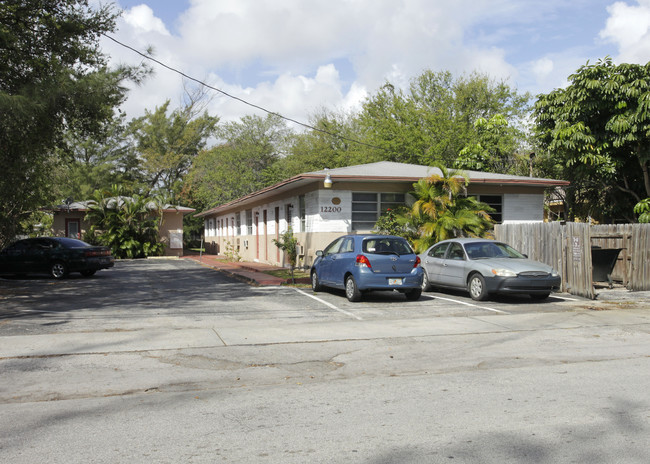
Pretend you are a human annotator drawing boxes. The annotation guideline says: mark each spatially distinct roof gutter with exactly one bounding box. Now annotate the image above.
[195,174,569,217]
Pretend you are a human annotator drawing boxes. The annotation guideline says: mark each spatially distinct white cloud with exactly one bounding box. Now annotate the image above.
[600,0,650,63]
[122,4,170,35]
[341,82,369,114]
[204,65,350,126]
[104,0,625,124]
[516,52,591,95]
[532,57,554,79]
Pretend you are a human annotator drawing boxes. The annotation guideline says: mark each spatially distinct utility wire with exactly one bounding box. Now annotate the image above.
[103,34,384,151]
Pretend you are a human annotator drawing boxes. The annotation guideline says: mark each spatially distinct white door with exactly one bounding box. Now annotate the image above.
[67,220,80,238]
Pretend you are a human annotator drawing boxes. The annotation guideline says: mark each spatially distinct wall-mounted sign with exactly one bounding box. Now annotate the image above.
[572,236,581,260]
[332,197,341,205]
[169,231,183,249]
[321,205,342,213]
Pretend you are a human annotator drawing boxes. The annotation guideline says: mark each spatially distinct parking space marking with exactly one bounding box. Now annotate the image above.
[551,295,579,301]
[17,309,61,314]
[293,288,363,320]
[429,294,510,314]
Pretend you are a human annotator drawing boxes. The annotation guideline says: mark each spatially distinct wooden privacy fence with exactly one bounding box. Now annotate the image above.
[495,222,650,299]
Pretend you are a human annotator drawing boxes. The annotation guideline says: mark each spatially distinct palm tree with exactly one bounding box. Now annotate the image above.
[85,185,166,259]
[410,164,467,220]
[401,165,494,252]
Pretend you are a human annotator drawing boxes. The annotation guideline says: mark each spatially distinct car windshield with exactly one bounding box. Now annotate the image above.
[464,242,525,260]
[56,238,92,248]
[363,238,413,255]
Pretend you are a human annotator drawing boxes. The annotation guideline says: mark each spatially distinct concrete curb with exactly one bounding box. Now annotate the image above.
[182,255,288,286]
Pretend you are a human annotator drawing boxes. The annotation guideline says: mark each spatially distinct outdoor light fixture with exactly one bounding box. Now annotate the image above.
[324,168,333,189]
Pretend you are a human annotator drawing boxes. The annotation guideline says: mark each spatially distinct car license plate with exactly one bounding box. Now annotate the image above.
[388,278,403,285]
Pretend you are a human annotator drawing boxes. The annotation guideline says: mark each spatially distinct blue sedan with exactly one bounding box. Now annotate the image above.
[310,234,423,302]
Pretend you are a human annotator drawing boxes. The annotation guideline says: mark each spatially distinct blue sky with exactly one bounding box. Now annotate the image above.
[103,1,650,124]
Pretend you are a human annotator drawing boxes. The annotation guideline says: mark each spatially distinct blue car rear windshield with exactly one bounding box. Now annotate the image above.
[363,238,413,255]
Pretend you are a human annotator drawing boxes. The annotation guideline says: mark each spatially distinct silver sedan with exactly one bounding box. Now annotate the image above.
[419,238,561,301]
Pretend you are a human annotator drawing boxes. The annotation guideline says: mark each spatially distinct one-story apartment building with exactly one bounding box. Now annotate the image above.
[50,199,195,257]
[196,161,569,267]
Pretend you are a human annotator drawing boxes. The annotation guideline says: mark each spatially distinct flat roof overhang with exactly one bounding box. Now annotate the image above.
[195,174,569,217]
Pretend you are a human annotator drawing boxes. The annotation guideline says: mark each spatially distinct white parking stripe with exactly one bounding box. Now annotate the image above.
[432,295,509,314]
[293,288,363,320]
[551,295,579,301]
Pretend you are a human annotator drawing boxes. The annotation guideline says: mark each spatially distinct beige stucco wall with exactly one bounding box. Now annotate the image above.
[160,211,186,256]
[51,211,90,238]
[203,182,408,267]
[52,210,187,256]
[202,179,551,268]
[203,230,343,269]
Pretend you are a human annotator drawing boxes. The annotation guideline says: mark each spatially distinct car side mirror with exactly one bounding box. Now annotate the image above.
[316,250,323,257]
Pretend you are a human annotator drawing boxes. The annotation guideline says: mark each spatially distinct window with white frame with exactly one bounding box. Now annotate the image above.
[285,203,293,231]
[245,210,253,235]
[299,195,306,232]
[351,192,406,231]
[235,213,241,236]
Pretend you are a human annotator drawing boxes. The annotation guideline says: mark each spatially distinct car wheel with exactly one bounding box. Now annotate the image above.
[421,270,431,291]
[50,262,68,279]
[345,276,362,302]
[80,270,96,277]
[530,292,550,300]
[311,270,322,292]
[405,288,422,301]
[468,273,488,301]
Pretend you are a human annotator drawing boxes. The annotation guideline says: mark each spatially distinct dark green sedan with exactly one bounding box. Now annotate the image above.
[0,237,114,279]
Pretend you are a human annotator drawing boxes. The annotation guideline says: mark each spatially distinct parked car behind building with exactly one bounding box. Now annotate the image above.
[0,237,114,279]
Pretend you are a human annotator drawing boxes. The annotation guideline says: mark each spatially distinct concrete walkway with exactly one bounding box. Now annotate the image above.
[182,254,306,286]
[2,307,649,359]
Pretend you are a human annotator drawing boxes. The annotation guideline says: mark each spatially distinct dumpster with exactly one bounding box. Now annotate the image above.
[591,246,622,287]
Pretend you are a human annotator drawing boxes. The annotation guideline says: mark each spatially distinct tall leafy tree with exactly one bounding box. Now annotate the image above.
[54,113,145,201]
[454,114,530,175]
[534,57,650,222]
[128,99,219,198]
[634,198,650,223]
[0,0,146,247]
[354,83,425,164]
[183,114,290,209]
[356,70,530,166]
[267,109,362,181]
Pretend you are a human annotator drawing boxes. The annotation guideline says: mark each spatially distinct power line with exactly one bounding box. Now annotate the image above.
[103,34,384,151]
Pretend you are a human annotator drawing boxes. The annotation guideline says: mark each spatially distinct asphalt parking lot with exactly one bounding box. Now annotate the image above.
[2,258,650,464]
[0,258,599,335]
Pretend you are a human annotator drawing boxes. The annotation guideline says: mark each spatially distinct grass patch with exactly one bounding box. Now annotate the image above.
[263,269,310,280]
[186,248,206,254]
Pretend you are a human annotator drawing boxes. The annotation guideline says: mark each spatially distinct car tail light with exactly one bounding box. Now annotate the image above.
[355,254,372,268]
[85,250,110,257]
[414,256,421,268]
